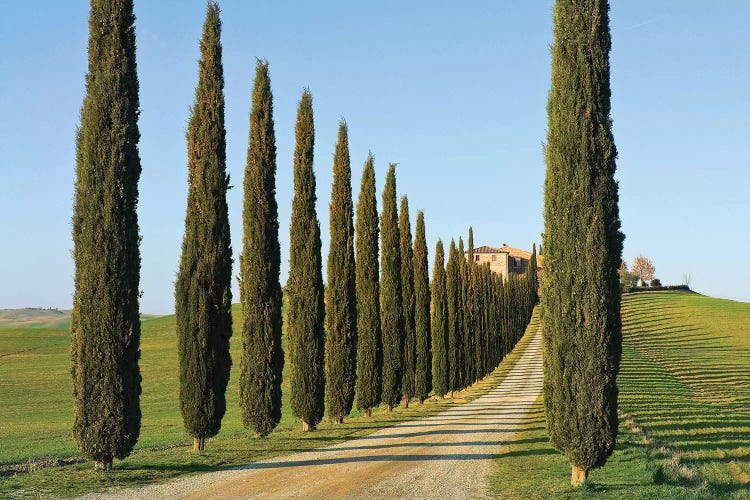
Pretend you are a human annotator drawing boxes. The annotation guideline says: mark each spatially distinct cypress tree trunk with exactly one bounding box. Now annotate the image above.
[325,121,357,424]
[413,211,431,403]
[239,60,284,438]
[175,3,232,451]
[287,91,325,431]
[445,240,463,395]
[355,155,381,416]
[71,0,142,469]
[380,164,403,411]
[542,0,624,484]
[430,240,448,398]
[399,196,416,408]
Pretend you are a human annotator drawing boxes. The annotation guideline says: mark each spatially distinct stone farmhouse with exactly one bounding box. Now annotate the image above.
[465,244,542,280]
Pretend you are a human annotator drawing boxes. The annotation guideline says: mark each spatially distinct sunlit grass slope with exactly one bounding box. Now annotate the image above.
[491,291,750,498]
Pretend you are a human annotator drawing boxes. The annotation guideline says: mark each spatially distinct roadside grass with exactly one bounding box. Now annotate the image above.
[0,306,538,497]
[491,291,750,498]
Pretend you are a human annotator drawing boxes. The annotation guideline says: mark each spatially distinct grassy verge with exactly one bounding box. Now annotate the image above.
[491,291,750,498]
[0,308,539,497]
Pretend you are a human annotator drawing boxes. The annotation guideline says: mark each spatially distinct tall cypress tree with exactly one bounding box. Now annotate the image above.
[468,228,483,382]
[71,0,142,470]
[446,240,463,396]
[413,211,431,403]
[355,154,381,417]
[529,243,539,303]
[239,60,283,438]
[542,0,624,486]
[380,164,403,411]
[288,90,325,431]
[430,240,448,398]
[399,196,416,408]
[175,3,232,452]
[325,121,356,424]
[458,238,472,388]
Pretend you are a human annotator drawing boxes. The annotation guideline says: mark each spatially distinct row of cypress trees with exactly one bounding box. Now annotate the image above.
[430,236,539,398]
[71,0,541,467]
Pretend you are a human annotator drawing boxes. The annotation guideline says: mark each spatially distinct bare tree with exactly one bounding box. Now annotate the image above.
[631,255,655,286]
[683,273,692,288]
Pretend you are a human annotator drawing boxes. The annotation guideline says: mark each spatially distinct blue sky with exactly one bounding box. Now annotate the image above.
[1,1,748,314]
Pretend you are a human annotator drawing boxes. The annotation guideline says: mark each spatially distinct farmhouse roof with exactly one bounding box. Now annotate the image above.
[472,245,508,254]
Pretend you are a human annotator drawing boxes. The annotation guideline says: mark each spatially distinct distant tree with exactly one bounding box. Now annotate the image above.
[71,0,143,470]
[175,3,232,452]
[542,0,624,487]
[446,240,463,396]
[618,260,637,292]
[682,273,692,288]
[380,164,403,411]
[355,154,381,417]
[399,196,416,408]
[324,120,356,424]
[430,240,449,398]
[631,255,655,286]
[529,244,539,302]
[239,60,283,438]
[650,278,662,287]
[287,90,325,431]
[413,211,432,403]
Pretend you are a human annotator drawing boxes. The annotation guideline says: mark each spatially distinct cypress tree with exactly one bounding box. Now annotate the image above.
[71,0,142,470]
[430,240,448,398]
[325,121,356,424]
[287,90,325,431]
[529,243,539,303]
[445,240,463,396]
[413,211,431,403]
[482,265,492,376]
[458,238,472,388]
[239,60,283,438]
[355,154,381,417]
[380,164,403,411]
[175,3,232,452]
[399,196,416,408]
[542,0,624,486]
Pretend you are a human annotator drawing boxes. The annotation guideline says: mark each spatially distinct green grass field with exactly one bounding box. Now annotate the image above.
[491,291,750,498]
[0,303,536,497]
[2,291,749,497]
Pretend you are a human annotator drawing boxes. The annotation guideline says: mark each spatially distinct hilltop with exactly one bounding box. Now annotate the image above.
[0,308,71,329]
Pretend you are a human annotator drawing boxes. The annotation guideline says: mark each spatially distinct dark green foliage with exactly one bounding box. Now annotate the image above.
[287,90,325,430]
[445,240,463,394]
[528,244,539,303]
[542,0,624,476]
[430,240,449,398]
[399,196,416,405]
[71,0,142,468]
[413,211,431,402]
[475,264,487,378]
[465,230,477,384]
[380,164,403,409]
[239,60,284,438]
[458,238,473,388]
[175,3,232,448]
[324,121,356,423]
[355,155,381,415]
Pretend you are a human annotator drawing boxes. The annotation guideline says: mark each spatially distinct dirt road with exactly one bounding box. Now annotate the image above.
[98,331,542,499]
